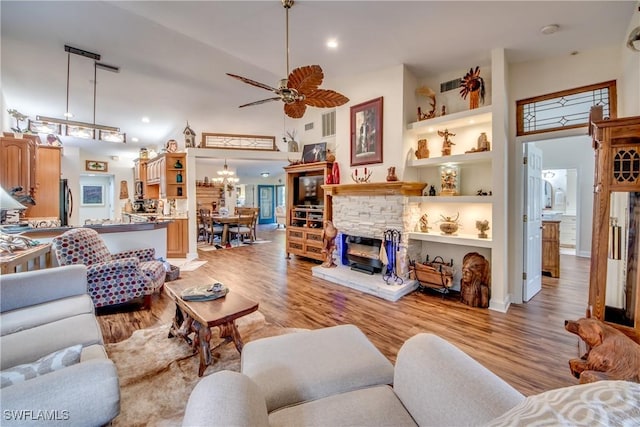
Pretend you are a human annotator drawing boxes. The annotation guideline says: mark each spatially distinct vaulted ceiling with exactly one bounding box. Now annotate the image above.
[1,1,635,177]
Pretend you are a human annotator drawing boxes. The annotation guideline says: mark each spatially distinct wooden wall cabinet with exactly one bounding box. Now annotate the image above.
[145,153,186,199]
[589,115,640,338]
[541,220,560,278]
[27,146,62,218]
[0,136,36,197]
[167,218,188,258]
[284,162,333,261]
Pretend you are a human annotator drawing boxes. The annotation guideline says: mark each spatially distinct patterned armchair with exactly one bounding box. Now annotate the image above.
[52,228,166,309]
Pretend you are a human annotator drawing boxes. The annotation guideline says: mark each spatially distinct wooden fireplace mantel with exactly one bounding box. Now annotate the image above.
[322,182,426,197]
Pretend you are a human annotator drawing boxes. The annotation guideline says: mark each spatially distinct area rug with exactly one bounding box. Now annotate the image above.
[105,312,299,426]
[166,259,208,272]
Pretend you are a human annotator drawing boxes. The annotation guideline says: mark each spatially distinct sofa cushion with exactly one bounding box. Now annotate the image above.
[484,380,640,426]
[269,385,418,427]
[394,334,524,427]
[242,325,394,412]
[1,312,103,370]
[81,344,108,362]
[1,344,82,388]
[1,295,94,337]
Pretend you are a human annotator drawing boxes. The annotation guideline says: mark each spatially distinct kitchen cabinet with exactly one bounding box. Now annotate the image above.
[284,161,333,261]
[27,146,62,218]
[0,136,36,197]
[167,218,188,258]
[146,153,186,199]
[541,220,560,278]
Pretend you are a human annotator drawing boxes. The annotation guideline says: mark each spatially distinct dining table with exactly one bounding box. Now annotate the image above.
[208,214,253,246]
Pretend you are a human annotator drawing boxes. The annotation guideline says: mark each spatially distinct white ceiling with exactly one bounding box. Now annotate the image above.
[1,1,635,178]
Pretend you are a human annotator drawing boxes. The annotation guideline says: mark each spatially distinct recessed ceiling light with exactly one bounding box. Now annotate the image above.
[261,172,270,178]
[141,117,150,123]
[63,112,74,118]
[540,24,559,35]
[131,137,139,142]
[326,39,338,49]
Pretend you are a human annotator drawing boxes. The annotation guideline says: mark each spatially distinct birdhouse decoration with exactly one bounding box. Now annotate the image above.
[183,121,196,148]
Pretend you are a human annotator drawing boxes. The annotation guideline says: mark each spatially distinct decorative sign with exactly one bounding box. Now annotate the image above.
[200,133,276,151]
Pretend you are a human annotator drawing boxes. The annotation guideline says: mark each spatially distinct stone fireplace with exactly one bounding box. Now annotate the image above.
[311,182,425,301]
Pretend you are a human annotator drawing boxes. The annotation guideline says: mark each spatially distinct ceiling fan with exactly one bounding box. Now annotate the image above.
[226,0,349,119]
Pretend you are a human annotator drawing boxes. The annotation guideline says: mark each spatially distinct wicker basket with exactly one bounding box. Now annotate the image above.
[165,265,180,281]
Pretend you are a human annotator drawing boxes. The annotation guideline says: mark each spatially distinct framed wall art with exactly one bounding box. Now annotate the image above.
[81,185,104,206]
[350,96,383,166]
[301,142,327,163]
[85,160,108,172]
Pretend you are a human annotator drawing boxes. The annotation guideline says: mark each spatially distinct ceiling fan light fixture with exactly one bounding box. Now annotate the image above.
[628,26,640,52]
[226,0,348,118]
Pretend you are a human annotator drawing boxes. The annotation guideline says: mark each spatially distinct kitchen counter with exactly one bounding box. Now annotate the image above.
[2,222,169,260]
[123,213,189,221]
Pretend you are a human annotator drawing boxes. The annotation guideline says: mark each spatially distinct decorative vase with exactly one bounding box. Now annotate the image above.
[176,171,183,183]
[174,159,183,169]
[386,167,398,182]
[326,174,333,185]
[439,221,459,235]
[415,139,430,159]
[331,162,340,184]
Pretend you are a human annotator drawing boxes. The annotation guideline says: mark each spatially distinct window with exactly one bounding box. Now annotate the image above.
[516,80,616,136]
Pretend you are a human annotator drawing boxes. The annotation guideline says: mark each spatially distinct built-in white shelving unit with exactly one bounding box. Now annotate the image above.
[407,231,493,248]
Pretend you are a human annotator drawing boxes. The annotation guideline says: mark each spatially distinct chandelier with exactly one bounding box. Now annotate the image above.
[213,160,239,195]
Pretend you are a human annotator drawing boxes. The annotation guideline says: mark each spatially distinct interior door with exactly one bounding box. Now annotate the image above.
[523,143,543,301]
[258,185,275,224]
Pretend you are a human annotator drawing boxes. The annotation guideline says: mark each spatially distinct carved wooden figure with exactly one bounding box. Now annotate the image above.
[565,316,640,384]
[438,129,456,156]
[460,252,490,308]
[321,220,338,268]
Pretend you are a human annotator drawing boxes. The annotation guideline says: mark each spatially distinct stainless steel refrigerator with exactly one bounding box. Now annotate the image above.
[59,179,73,226]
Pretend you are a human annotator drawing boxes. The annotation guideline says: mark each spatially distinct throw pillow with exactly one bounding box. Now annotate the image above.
[1,344,82,388]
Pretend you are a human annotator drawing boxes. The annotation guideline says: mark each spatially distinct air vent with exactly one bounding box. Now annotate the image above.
[322,110,336,137]
[440,78,461,93]
[305,122,314,131]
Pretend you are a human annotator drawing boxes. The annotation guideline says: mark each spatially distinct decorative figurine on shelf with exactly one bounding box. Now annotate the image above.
[386,166,398,182]
[351,167,372,183]
[438,129,456,156]
[284,130,299,152]
[183,122,196,148]
[441,105,446,116]
[418,213,431,232]
[416,86,437,121]
[428,185,436,196]
[7,109,28,134]
[466,132,491,153]
[439,213,460,235]
[440,166,458,196]
[476,220,490,239]
[476,189,491,196]
[321,220,338,268]
[415,139,430,159]
[174,159,183,169]
[166,139,178,153]
[326,148,336,162]
[460,66,486,110]
[460,252,490,308]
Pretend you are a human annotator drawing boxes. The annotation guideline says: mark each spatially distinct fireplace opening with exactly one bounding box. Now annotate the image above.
[341,234,383,275]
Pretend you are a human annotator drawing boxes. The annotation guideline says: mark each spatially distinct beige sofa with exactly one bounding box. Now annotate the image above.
[0,265,120,426]
[183,325,640,426]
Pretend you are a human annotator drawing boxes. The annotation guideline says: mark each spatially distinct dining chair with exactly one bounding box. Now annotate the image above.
[228,212,257,244]
[235,207,260,241]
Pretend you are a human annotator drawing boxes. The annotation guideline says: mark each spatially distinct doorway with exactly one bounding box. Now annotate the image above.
[258,185,275,224]
[78,174,115,225]
[521,135,594,301]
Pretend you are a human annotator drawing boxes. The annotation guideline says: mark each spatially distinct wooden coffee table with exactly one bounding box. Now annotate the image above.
[165,277,259,376]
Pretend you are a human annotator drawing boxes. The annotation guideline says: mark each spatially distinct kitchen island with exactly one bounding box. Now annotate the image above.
[123,213,189,258]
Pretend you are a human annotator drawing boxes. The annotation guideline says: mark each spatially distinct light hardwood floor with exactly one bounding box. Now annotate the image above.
[97,225,590,396]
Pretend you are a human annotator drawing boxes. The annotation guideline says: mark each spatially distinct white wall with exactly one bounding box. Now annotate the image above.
[620,2,640,117]
[78,174,112,225]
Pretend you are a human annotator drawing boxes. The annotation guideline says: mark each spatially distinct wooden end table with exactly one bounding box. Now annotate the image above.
[164,277,259,376]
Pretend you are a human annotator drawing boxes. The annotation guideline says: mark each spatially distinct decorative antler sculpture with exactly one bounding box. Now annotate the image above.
[351,167,372,183]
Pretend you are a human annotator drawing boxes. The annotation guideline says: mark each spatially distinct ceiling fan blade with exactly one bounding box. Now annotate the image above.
[303,89,350,108]
[226,73,279,93]
[239,97,281,108]
[287,65,323,94]
[284,101,307,119]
